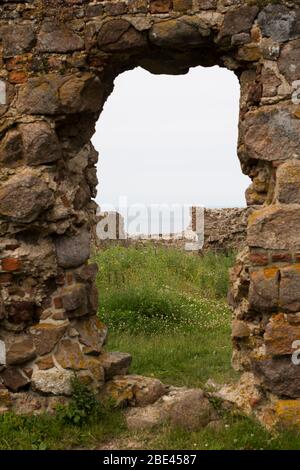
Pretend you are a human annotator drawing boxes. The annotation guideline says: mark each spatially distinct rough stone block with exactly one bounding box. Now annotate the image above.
[37,19,84,53]
[61,284,88,316]
[20,121,62,166]
[265,314,300,356]
[30,322,69,356]
[275,160,300,204]
[249,267,279,312]
[73,317,107,355]
[0,173,54,223]
[279,265,300,312]
[31,368,72,396]
[254,357,300,398]
[54,228,90,269]
[0,24,35,58]
[242,106,300,163]
[6,335,36,366]
[248,205,300,251]
[99,352,132,379]
[258,4,300,43]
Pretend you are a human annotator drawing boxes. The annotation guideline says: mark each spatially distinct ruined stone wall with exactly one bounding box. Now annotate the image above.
[203,208,249,252]
[0,0,300,424]
[94,208,249,253]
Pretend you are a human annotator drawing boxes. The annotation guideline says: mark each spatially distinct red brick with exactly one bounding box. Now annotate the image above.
[1,258,22,272]
[272,252,292,263]
[249,252,269,266]
[9,71,27,84]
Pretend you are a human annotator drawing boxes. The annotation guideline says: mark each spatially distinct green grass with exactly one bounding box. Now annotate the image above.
[95,246,237,386]
[2,245,300,450]
[0,406,125,450]
[93,245,300,450]
[137,414,300,450]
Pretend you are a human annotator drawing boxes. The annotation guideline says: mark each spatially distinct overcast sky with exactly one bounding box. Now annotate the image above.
[92,66,250,234]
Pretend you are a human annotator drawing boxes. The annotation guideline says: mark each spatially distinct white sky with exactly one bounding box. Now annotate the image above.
[93,66,250,234]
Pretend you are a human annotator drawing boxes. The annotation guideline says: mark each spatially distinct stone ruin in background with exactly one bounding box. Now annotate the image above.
[94,207,249,253]
[0,0,300,425]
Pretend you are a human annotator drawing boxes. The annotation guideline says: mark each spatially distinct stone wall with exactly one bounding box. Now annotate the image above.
[203,208,249,252]
[94,208,249,253]
[0,0,300,425]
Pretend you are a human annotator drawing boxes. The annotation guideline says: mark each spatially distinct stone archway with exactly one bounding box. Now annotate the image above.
[0,0,300,423]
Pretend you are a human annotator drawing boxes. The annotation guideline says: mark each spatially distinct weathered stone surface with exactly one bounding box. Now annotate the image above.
[278,39,300,83]
[166,388,218,431]
[36,356,55,370]
[6,301,36,326]
[0,24,35,58]
[249,267,279,312]
[61,284,88,316]
[17,73,104,115]
[248,205,300,251]
[261,67,281,98]
[98,19,147,51]
[173,0,192,12]
[2,0,300,414]
[101,375,166,407]
[6,335,36,365]
[0,174,54,223]
[19,122,62,166]
[73,317,107,355]
[150,0,171,14]
[219,5,259,39]
[232,320,250,338]
[31,368,72,396]
[0,129,23,165]
[99,352,132,379]
[149,16,210,47]
[17,75,62,115]
[254,357,300,399]
[1,368,31,392]
[0,174,53,223]
[59,74,104,114]
[216,373,263,415]
[37,19,84,53]
[274,400,300,429]
[54,228,90,268]
[55,338,83,370]
[279,265,300,313]
[126,387,218,431]
[30,322,68,356]
[258,5,300,43]
[275,160,300,204]
[264,314,300,356]
[242,106,300,163]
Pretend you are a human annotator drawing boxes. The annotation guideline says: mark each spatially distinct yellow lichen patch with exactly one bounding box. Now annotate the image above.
[293,106,300,119]
[248,205,278,227]
[275,400,300,429]
[263,266,279,279]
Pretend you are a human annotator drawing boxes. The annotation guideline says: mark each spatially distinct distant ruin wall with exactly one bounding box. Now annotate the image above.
[203,208,250,252]
[94,208,250,253]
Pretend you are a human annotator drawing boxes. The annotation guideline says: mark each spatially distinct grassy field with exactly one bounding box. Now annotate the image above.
[1,245,300,450]
[96,246,237,387]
